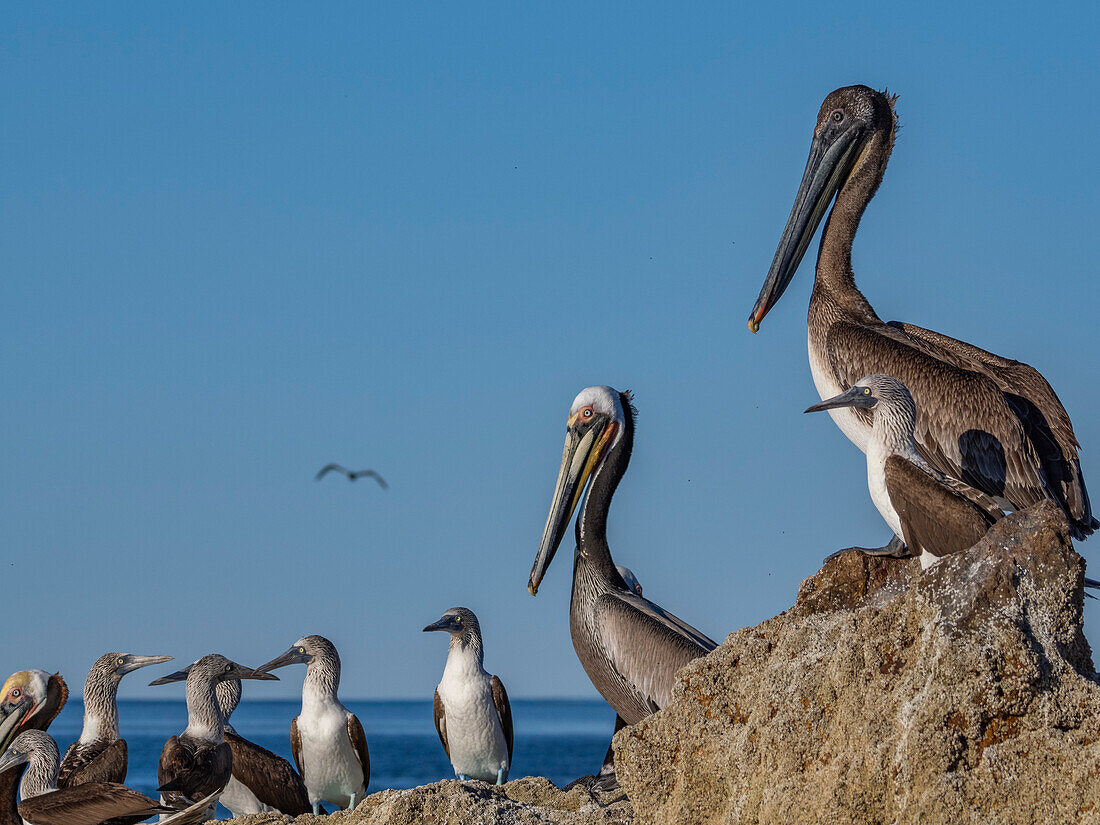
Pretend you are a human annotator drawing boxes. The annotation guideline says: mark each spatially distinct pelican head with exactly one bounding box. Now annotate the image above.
[749,85,896,333]
[255,635,338,675]
[529,386,630,596]
[0,671,65,754]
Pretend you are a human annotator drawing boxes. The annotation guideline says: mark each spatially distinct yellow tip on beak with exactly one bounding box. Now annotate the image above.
[528,583,538,596]
[748,318,760,334]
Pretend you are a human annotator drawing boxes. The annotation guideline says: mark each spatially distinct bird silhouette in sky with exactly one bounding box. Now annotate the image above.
[315,464,389,489]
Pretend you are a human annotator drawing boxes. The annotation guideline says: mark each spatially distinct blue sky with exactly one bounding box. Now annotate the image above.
[2,2,1098,700]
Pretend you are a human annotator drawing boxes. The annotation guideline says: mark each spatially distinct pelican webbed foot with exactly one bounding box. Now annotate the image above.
[823,535,909,563]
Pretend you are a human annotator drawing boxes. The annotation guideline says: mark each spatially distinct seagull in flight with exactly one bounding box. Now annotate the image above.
[315,465,389,489]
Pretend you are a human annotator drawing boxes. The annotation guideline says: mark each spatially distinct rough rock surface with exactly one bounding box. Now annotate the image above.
[615,502,1100,825]
[221,777,631,824]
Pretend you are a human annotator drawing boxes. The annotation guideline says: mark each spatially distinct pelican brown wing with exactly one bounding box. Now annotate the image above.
[17,783,170,825]
[58,738,127,788]
[225,731,310,815]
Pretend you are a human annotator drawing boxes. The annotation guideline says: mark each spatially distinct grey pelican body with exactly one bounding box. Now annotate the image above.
[529,386,717,780]
[153,654,275,820]
[256,636,369,814]
[58,653,171,789]
[0,730,216,825]
[808,375,1004,569]
[749,85,1095,544]
[0,671,68,825]
[423,608,513,784]
[150,665,309,816]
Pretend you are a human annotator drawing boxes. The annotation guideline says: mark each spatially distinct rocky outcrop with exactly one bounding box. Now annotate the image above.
[223,777,631,824]
[614,502,1100,825]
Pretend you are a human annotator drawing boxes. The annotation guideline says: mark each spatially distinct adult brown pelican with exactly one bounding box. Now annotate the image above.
[255,635,369,814]
[529,386,717,785]
[807,374,1004,568]
[152,654,276,818]
[151,662,310,816]
[423,607,513,784]
[748,85,1096,550]
[57,653,172,788]
[0,730,216,825]
[0,670,68,825]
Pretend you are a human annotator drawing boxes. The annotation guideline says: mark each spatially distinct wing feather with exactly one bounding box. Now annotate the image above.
[289,717,304,777]
[225,731,310,815]
[346,715,370,792]
[432,689,449,759]
[58,738,128,787]
[18,783,169,825]
[490,676,513,765]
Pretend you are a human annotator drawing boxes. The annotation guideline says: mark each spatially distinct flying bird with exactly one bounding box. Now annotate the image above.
[315,465,388,489]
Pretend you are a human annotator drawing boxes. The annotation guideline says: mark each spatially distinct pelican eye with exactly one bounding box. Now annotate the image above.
[831,110,844,123]
[10,689,20,698]
[583,409,592,418]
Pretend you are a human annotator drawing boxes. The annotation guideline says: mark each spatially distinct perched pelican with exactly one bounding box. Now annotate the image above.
[748,85,1096,550]
[807,374,1004,569]
[315,465,388,488]
[255,636,369,814]
[0,670,68,825]
[529,386,717,785]
[150,663,310,816]
[0,730,217,825]
[615,566,643,597]
[423,607,513,784]
[152,654,275,819]
[58,653,172,788]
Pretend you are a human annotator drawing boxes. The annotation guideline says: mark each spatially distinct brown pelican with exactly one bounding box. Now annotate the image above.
[748,85,1096,550]
[152,654,275,818]
[529,386,717,785]
[57,653,172,788]
[423,607,513,784]
[315,465,388,488]
[0,730,217,825]
[150,663,310,816]
[255,635,369,814]
[807,374,1004,568]
[0,670,68,825]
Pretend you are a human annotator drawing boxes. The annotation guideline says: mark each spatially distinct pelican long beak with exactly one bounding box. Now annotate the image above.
[119,655,173,677]
[529,416,617,596]
[748,125,864,333]
[805,385,875,413]
[0,746,30,777]
[255,647,312,675]
[0,697,34,754]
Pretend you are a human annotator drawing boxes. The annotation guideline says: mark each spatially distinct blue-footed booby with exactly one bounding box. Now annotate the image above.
[150,662,310,816]
[255,635,369,814]
[151,654,275,819]
[0,670,68,825]
[423,607,513,784]
[0,729,217,825]
[58,653,172,788]
[748,85,1095,550]
[807,374,1005,569]
[529,386,718,785]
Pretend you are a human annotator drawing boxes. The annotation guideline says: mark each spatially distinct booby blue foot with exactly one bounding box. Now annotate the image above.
[312,802,322,816]
[348,792,358,809]
[459,774,470,781]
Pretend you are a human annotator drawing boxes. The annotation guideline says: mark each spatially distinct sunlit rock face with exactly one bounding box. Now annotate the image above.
[615,501,1100,825]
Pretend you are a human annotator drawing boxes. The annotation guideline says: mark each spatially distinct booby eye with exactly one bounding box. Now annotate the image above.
[831,110,844,123]
[298,647,305,654]
[225,664,232,672]
[117,658,125,666]
[454,616,462,624]
[863,387,871,395]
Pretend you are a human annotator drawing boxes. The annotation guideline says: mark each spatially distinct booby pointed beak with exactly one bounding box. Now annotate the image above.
[423,616,460,633]
[255,647,312,674]
[805,385,876,413]
[0,745,30,777]
[148,665,191,687]
[529,414,617,596]
[229,663,279,682]
[119,655,173,677]
[748,125,864,333]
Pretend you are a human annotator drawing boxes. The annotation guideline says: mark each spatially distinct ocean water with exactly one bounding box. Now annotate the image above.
[44,698,616,817]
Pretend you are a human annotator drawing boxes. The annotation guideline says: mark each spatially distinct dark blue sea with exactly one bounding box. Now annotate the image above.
[45,699,616,818]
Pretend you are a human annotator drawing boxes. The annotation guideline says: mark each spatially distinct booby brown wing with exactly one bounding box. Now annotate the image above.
[346,715,370,791]
[157,736,231,809]
[490,676,513,764]
[592,590,717,723]
[432,689,449,759]
[888,320,1095,534]
[824,321,1050,513]
[17,783,170,825]
[884,455,1000,560]
[225,730,310,815]
[289,717,304,776]
[58,738,127,787]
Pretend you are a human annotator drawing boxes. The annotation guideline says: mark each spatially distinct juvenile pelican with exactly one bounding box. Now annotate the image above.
[150,663,310,816]
[0,670,68,825]
[255,636,369,814]
[0,730,216,825]
[423,607,513,784]
[530,386,717,785]
[152,654,275,819]
[58,653,172,788]
[807,374,1004,569]
[749,85,1095,549]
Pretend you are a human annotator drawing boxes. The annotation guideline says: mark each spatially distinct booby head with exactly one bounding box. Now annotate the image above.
[423,607,482,645]
[148,654,276,689]
[0,730,58,795]
[255,635,339,675]
[147,660,243,720]
[748,85,897,333]
[0,671,67,754]
[89,653,174,687]
[804,373,913,418]
[529,386,632,596]
[616,565,643,597]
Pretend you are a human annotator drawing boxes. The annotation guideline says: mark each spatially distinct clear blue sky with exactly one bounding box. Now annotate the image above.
[3,2,1098,700]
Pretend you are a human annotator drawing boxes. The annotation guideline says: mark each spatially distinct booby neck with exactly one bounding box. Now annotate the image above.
[183,676,225,743]
[301,653,345,714]
[77,671,120,746]
[868,388,923,463]
[15,734,58,800]
[444,629,486,675]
